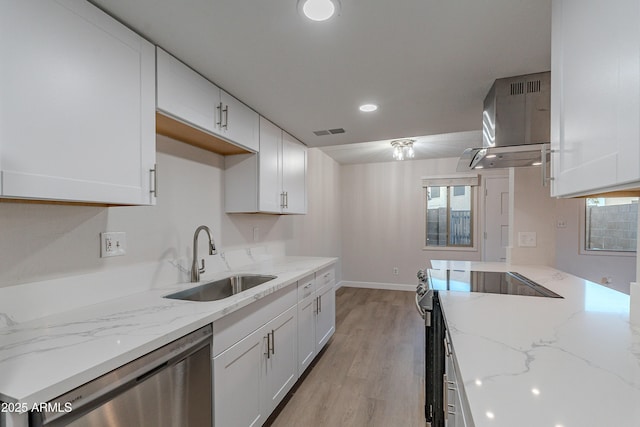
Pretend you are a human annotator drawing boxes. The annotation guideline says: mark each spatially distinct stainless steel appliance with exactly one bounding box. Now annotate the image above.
[457,71,551,173]
[416,270,445,427]
[30,325,213,427]
[415,268,562,426]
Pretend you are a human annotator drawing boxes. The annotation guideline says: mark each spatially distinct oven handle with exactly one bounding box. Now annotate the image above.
[415,292,426,318]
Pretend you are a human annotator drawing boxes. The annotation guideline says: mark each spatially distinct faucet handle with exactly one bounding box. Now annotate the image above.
[199,259,206,274]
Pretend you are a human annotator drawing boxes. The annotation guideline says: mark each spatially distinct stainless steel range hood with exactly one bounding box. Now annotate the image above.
[457,71,551,171]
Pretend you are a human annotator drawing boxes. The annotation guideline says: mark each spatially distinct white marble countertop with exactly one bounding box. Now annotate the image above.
[0,256,336,406]
[431,260,640,427]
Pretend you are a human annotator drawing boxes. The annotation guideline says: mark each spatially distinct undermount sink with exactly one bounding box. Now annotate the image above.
[164,274,277,302]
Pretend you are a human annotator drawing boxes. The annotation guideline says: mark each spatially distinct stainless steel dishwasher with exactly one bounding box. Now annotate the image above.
[30,325,212,427]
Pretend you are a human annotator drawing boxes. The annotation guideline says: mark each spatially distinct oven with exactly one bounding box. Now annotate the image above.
[416,269,445,427]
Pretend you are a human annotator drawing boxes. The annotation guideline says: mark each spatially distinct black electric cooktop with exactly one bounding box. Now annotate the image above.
[428,270,563,298]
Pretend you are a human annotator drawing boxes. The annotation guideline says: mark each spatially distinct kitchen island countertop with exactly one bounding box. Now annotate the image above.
[432,260,640,427]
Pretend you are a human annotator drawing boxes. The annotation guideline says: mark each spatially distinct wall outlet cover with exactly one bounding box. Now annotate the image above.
[101,232,127,258]
[517,231,537,248]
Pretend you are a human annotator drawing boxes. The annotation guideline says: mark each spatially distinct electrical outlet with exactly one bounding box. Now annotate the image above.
[393,267,399,275]
[101,232,127,258]
[556,219,567,229]
[518,232,537,248]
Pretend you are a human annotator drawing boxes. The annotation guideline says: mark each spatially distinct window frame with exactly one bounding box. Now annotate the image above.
[422,177,479,252]
[579,198,637,257]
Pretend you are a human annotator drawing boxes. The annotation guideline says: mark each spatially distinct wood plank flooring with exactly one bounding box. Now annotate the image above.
[266,287,425,427]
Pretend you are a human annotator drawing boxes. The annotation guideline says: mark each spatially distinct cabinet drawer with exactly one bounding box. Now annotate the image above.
[316,266,335,291]
[297,274,316,302]
[212,284,296,356]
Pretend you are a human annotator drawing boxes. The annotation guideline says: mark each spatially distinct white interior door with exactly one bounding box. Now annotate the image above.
[483,177,510,262]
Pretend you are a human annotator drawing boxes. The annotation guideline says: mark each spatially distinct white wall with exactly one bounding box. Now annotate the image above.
[556,198,636,294]
[507,167,557,266]
[0,136,342,290]
[506,167,635,293]
[339,157,507,288]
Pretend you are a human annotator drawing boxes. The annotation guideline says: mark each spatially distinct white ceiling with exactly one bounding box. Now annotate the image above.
[90,0,551,163]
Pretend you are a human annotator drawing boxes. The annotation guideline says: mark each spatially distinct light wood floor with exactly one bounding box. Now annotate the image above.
[266,287,425,427]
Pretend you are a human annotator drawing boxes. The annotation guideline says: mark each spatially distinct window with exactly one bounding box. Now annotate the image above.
[423,175,478,249]
[584,197,638,253]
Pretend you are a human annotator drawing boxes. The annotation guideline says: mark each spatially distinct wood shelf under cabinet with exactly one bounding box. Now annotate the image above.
[156,112,252,156]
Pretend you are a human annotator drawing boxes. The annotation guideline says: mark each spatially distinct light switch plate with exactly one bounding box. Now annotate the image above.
[518,231,537,247]
[101,232,127,257]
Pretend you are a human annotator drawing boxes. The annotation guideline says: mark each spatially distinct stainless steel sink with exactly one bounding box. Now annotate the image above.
[164,274,277,302]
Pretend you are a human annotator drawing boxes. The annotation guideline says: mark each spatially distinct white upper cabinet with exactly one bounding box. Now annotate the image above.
[258,118,283,213]
[156,48,219,134]
[219,89,260,152]
[281,131,307,214]
[156,48,259,152]
[225,116,307,214]
[551,0,640,197]
[0,0,156,205]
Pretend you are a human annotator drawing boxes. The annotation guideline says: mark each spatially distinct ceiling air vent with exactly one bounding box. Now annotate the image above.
[510,81,525,95]
[527,79,542,93]
[313,128,346,136]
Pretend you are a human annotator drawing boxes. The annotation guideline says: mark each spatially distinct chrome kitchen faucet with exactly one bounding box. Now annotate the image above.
[191,225,217,282]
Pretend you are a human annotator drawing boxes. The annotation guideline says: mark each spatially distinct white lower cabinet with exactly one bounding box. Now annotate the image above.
[297,268,336,376]
[213,327,265,427]
[444,334,469,427]
[213,305,298,427]
[213,265,336,426]
[315,282,336,350]
[262,306,298,415]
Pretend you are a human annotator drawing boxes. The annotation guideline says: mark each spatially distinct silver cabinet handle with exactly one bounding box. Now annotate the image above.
[319,295,322,313]
[216,102,223,127]
[223,105,229,129]
[150,164,158,197]
[443,373,448,420]
[285,191,289,208]
[303,282,313,290]
[264,331,275,358]
[272,330,276,355]
[265,333,271,359]
[541,143,555,187]
[280,192,286,209]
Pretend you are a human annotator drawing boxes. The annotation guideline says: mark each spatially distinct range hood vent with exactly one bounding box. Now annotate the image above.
[457,71,551,171]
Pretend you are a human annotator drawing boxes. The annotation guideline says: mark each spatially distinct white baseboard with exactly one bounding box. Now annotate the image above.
[337,280,415,292]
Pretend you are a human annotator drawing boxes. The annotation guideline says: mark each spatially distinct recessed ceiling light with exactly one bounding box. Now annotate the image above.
[359,104,378,112]
[298,0,340,22]
[532,161,542,166]
[485,154,497,159]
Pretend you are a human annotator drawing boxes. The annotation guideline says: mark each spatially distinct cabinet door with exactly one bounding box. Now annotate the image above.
[213,328,266,427]
[220,90,260,152]
[315,285,335,351]
[281,132,307,214]
[551,0,640,197]
[297,294,317,375]
[0,0,156,205]
[258,117,283,213]
[263,305,298,415]
[156,47,219,133]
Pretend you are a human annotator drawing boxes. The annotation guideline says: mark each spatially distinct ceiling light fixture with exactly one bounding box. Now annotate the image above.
[391,139,415,161]
[298,0,341,22]
[359,103,378,112]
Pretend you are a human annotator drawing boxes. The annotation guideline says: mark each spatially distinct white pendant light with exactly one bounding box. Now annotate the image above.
[298,0,340,22]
